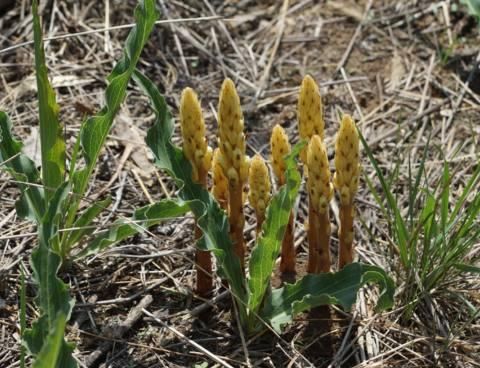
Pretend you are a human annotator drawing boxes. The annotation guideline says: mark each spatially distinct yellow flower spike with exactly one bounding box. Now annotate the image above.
[217,78,249,269]
[306,135,333,273]
[248,155,271,234]
[212,148,228,210]
[270,124,295,274]
[180,87,213,182]
[298,75,325,164]
[333,114,360,269]
[179,87,213,297]
[270,124,291,185]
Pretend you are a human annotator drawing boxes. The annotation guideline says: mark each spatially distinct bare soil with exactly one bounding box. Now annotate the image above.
[1,1,479,367]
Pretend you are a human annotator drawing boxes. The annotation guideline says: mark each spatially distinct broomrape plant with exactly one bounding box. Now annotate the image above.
[136,72,395,334]
[334,115,361,269]
[0,1,190,366]
[2,1,396,362]
[179,87,213,296]
[217,79,250,270]
[248,154,271,234]
[307,135,334,273]
[270,124,296,274]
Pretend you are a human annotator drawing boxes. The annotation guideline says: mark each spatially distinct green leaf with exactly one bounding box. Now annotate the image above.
[135,70,248,307]
[71,0,158,201]
[24,184,76,367]
[76,199,191,259]
[450,164,480,222]
[453,263,480,274]
[262,263,395,333]
[32,313,75,368]
[32,0,65,197]
[461,0,480,19]
[359,131,409,268]
[0,111,45,222]
[247,143,303,329]
[440,161,450,230]
[63,197,112,255]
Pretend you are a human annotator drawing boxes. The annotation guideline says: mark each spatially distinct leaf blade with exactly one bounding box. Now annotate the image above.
[23,184,76,367]
[63,197,112,253]
[247,143,303,328]
[262,263,395,333]
[0,111,45,222]
[31,313,75,368]
[76,199,191,259]
[135,70,248,308]
[72,0,158,200]
[32,0,66,196]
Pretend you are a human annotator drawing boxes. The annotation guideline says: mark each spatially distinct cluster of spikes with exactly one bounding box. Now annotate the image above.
[179,76,360,296]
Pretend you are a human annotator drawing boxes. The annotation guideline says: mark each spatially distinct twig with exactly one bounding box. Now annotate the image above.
[335,0,373,74]
[232,293,252,368]
[187,289,229,317]
[340,68,365,122]
[247,0,289,111]
[158,0,190,77]
[84,294,153,367]
[0,16,223,55]
[443,51,480,130]
[75,267,184,307]
[142,308,235,368]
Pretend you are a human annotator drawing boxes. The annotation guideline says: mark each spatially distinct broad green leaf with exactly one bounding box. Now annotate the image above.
[71,0,158,202]
[32,313,75,368]
[76,199,191,258]
[24,184,76,367]
[135,70,247,307]
[32,0,65,197]
[63,197,112,255]
[65,0,158,235]
[262,263,395,333]
[247,143,303,329]
[0,111,45,222]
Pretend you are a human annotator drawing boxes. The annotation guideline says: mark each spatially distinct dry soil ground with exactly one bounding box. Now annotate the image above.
[0,0,479,367]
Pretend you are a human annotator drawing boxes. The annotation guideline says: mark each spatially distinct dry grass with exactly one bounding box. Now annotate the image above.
[0,0,479,367]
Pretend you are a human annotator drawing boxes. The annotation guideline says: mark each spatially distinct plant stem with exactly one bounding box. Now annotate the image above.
[307,198,331,273]
[279,212,296,274]
[338,204,354,269]
[255,212,265,235]
[316,210,331,273]
[307,204,318,273]
[229,184,245,270]
[196,168,213,296]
